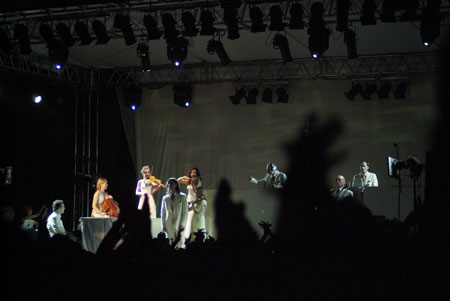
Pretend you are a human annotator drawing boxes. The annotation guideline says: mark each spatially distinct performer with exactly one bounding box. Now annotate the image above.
[351,161,379,191]
[248,162,287,188]
[177,167,207,242]
[160,178,188,249]
[91,178,112,217]
[330,175,354,202]
[46,200,67,237]
[136,165,163,219]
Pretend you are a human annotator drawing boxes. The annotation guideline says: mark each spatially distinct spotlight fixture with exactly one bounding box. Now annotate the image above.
[269,5,285,31]
[344,30,357,59]
[308,2,330,59]
[0,28,12,54]
[143,14,163,40]
[377,83,392,99]
[92,20,110,44]
[289,3,305,29]
[137,42,151,72]
[173,85,192,108]
[74,21,94,45]
[246,87,258,105]
[380,0,397,23]
[48,40,68,69]
[336,0,350,32]
[207,39,231,65]
[360,0,377,25]
[14,23,32,55]
[200,10,216,35]
[39,23,57,48]
[167,37,189,67]
[393,82,407,99]
[276,87,289,103]
[344,83,362,101]
[162,13,180,44]
[361,83,377,100]
[229,88,245,105]
[273,34,292,63]
[262,87,273,103]
[223,7,240,40]
[114,14,136,45]
[124,86,142,111]
[249,6,266,33]
[182,11,199,37]
[56,23,75,47]
[420,2,442,47]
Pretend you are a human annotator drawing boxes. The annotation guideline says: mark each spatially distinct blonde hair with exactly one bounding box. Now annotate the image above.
[96,178,108,191]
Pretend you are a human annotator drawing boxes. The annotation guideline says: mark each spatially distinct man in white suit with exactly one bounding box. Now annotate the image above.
[161,178,188,249]
[352,161,379,191]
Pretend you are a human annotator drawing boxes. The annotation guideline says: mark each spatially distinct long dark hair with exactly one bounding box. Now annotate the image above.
[187,167,202,181]
[166,177,180,194]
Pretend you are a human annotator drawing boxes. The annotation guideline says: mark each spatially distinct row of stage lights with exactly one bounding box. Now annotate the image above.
[344,80,408,101]
[0,1,444,71]
[122,84,289,110]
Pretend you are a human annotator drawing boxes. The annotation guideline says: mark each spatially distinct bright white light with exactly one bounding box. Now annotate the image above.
[423,42,429,46]
[55,64,62,70]
[312,53,319,59]
[131,104,136,111]
[174,61,181,67]
[34,95,42,104]
[184,101,190,107]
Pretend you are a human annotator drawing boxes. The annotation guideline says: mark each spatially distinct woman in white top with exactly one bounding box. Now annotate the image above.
[136,165,162,219]
[177,167,207,242]
[91,178,112,217]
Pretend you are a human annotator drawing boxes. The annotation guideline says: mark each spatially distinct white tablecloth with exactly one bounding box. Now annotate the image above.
[80,217,117,253]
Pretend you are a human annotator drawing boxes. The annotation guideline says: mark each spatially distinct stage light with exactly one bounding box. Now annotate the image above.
[114,14,136,45]
[92,20,110,44]
[173,85,192,108]
[269,5,285,31]
[143,14,162,40]
[360,0,377,25]
[344,82,362,101]
[361,83,377,100]
[124,86,142,111]
[249,7,266,33]
[262,87,273,103]
[0,28,12,54]
[393,82,407,99]
[276,87,289,103]
[34,95,42,104]
[56,23,75,47]
[308,3,330,59]
[167,37,188,67]
[377,83,392,99]
[229,88,245,105]
[137,42,151,72]
[273,34,292,63]
[49,40,68,69]
[246,87,258,105]
[14,24,32,55]
[74,21,94,45]
[162,13,179,44]
[420,2,442,47]
[39,23,57,48]
[223,7,240,40]
[182,11,198,37]
[336,0,350,32]
[344,30,357,59]
[200,10,216,35]
[207,39,231,65]
[289,3,305,29]
[380,0,397,22]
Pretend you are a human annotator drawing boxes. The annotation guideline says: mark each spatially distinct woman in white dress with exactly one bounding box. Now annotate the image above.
[91,178,111,217]
[136,165,162,219]
[177,167,207,242]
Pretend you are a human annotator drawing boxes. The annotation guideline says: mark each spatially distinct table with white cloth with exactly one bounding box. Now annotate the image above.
[80,217,117,253]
